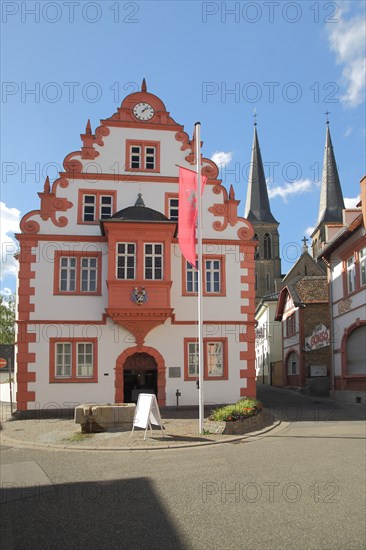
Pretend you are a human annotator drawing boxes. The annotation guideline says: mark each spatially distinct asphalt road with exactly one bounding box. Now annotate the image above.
[1,386,365,550]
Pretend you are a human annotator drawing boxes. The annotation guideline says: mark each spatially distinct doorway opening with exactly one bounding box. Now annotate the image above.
[123,352,157,403]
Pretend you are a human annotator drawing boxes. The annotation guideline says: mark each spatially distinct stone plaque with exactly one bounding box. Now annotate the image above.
[168,367,181,378]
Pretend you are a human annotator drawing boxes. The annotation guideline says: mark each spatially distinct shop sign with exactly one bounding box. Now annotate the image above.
[304,324,330,351]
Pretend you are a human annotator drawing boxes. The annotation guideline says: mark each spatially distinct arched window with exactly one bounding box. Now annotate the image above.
[347,326,366,375]
[287,351,298,375]
[264,233,271,259]
[254,234,260,259]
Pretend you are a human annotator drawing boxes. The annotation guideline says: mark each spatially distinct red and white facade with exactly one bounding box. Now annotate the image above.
[320,176,366,404]
[15,82,257,411]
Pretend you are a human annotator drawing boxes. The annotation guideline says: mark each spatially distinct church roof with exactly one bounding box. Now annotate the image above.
[281,249,325,283]
[317,123,345,225]
[244,125,278,224]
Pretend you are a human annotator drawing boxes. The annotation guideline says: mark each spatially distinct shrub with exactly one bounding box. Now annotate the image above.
[209,398,262,422]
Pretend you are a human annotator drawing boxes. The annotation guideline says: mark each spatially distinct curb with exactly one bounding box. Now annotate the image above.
[0,420,283,452]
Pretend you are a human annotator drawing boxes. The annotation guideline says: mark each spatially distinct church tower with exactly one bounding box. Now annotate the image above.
[312,120,345,257]
[244,123,282,303]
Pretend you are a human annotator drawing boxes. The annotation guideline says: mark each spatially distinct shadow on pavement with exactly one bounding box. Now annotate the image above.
[257,385,366,423]
[1,477,187,550]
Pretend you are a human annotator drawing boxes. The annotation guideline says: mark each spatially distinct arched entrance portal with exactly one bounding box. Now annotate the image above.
[123,352,157,403]
[115,346,166,406]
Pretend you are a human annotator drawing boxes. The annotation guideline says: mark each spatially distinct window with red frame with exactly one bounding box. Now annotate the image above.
[184,338,227,380]
[55,252,101,295]
[359,247,366,286]
[79,190,115,223]
[183,257,225,296]
[287,351,298,375]
[50,338,97,383]
[286,314,297,337]
[346,256,356,293]
[126,141,159,172]
[168,196,179,221]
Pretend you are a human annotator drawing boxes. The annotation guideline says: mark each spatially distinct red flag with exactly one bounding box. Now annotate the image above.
[178,167,207,267]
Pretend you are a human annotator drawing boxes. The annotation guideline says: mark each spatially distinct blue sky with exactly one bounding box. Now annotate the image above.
[1,0,365,293]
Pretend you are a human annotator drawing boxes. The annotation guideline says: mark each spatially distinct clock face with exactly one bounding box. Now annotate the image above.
[133,102,155,121]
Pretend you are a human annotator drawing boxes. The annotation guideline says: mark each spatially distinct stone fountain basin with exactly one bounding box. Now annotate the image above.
[74,403,136,432]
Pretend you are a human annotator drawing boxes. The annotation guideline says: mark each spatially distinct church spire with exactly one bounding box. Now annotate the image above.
[244,124,278,224]
[317,121,344,225]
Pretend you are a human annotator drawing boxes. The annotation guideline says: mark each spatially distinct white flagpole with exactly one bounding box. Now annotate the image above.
[195,121,204,435]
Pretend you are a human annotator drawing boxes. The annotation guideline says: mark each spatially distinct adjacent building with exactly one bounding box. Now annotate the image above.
[275,275,331,394]
[320,176,366,404]
[254,293,281,385]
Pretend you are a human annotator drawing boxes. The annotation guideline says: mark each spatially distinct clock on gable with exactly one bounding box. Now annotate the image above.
[133,102,155,121]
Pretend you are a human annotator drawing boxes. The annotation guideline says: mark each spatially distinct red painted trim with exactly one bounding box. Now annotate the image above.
[115,346,166,407]
[17,316,108,326]
[49,338,98,383]
[16,240,38,410]
[16,234,107,243]
[102,120,183,132]
[19,178,73,235]
[238,241,256,398]
[53,251,102,295]
[171,315,254,326]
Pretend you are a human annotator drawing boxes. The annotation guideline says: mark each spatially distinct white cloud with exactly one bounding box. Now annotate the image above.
[211,151,233,167]
[327,12,366,107]
[267,179,314,202]
[0,287,14,297]
[305,226,315,237]
[0,202,21,282]
[344,196,360,208]
[344,127,353,137]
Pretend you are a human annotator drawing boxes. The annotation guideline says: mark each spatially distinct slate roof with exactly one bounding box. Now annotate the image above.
[244,125,278,224]
[100,194,176,235]
[110,205,170,222]
[317,124,345,225]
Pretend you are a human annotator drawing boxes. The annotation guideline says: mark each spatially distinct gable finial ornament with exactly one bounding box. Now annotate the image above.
[131,287,148,305]
[324,111,330,125]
